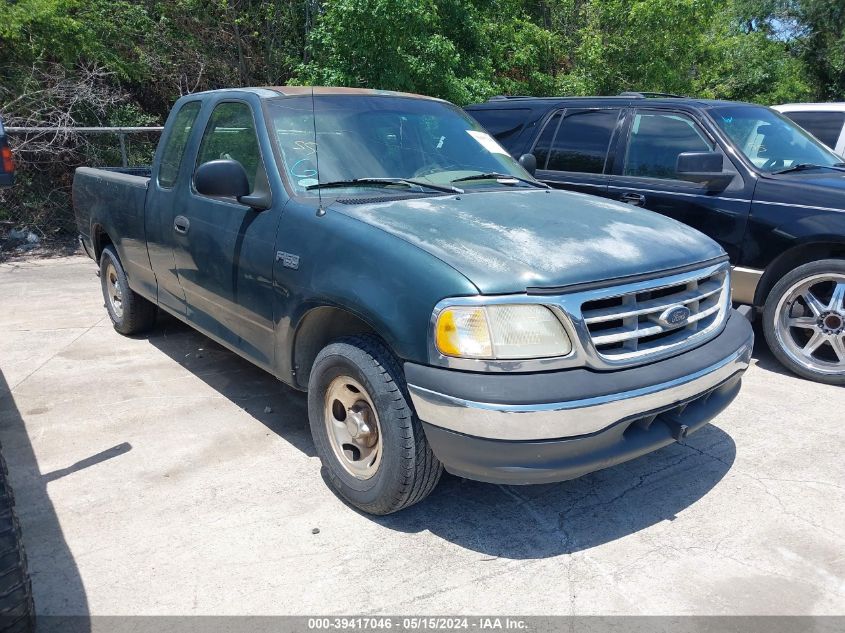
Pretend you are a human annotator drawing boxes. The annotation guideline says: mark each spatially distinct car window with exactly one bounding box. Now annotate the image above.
[158,101,201,189]
[781,111,845,149]
[195,101,266,194]
[467,108,530,148]
[265,95,530,194]
[532,112,560,170]
[711,105,841,172]
[624,111,714,180]
[547,110,619,174]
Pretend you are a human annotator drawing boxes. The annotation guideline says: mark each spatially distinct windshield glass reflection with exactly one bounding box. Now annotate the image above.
[264,94,532,195]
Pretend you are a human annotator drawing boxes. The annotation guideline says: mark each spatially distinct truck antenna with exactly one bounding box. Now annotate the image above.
[311,86,325,217]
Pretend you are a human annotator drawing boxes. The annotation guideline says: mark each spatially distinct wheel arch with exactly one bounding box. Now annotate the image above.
[754,241,845,307]
[91,223,115,262]
[291,305,384,390]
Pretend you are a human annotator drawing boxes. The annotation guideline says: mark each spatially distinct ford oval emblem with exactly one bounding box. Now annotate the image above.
[659,305,691,327]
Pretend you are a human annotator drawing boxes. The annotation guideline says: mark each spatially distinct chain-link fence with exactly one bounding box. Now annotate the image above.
[0,128,163,250]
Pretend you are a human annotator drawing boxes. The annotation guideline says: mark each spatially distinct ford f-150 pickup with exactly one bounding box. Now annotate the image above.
[74,87,753,515]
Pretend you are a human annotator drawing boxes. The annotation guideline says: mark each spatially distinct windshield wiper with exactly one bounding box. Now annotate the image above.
[450,172,550,188]
[306,177,462,194]
[772,163,845,175]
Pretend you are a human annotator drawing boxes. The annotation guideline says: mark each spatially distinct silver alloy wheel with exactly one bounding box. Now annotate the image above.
[105,261,124,318]
[323,375,382,480]
[774,272,845,376]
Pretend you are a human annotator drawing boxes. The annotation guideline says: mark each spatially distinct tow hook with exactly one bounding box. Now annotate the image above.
[663,415,689,443]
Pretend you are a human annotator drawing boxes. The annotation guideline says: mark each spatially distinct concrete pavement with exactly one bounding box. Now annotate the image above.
[0,255,843,617]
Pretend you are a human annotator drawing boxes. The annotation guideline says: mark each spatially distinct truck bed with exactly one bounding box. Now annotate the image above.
[74,166,150,239]
[73,166,153,292]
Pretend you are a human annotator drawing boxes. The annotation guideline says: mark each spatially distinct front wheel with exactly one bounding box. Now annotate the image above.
[763,258,845,385]
[307,335,442,515]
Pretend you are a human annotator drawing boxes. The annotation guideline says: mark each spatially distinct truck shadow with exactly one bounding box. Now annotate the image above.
[375,424,736,559]
[0,369,91,630]
[143,313,736,560]
[145,313,315,458]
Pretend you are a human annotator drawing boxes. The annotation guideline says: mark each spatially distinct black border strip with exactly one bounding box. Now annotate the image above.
[526,254,730,295]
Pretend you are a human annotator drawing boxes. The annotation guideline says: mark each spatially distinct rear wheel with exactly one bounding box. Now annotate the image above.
[763,259,845,385]
[307,335,442,515]
[0,445,35,633]
[100,245,157,335]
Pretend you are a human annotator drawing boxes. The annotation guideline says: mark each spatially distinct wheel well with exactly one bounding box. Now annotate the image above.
[292,307,379,389]
[92,224,113,261]
[755,242,845,307]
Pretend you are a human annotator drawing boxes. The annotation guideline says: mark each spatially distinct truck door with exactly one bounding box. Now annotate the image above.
[144,99,202,315]
[532,108,624,198]
[607,108,752,263]
[173,98,280,372]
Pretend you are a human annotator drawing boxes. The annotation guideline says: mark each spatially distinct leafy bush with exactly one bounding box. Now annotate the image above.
[0,0,839,240]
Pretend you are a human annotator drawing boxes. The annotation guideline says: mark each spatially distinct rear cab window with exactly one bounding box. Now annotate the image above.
[157,101,201,189]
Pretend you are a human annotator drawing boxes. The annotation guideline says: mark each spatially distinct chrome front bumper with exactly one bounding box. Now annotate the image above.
[408,318,754,442]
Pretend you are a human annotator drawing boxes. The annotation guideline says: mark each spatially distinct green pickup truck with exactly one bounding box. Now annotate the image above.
[73,87,754,515]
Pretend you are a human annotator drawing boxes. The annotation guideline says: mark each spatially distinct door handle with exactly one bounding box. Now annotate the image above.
[620,192,646,206]
[174,215,190,234]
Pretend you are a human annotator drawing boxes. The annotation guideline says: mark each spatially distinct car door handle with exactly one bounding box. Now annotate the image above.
[174,216,190,234]
[620,192,646,206]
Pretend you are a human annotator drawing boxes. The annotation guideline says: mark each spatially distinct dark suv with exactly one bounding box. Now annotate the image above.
[466,93,845,385]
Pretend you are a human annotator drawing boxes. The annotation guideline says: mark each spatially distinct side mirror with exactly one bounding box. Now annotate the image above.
[676,152,733,190]
[195,159,251,199]
[518,153,537,176]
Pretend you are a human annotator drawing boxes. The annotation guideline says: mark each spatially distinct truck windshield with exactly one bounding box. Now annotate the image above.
[264,94,532,195]
[710,105,843,173]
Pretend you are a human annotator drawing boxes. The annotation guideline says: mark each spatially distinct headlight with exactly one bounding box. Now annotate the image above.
[435,304,572,359]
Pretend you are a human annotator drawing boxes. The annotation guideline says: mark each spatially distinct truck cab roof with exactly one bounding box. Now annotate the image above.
[184,86,445,102]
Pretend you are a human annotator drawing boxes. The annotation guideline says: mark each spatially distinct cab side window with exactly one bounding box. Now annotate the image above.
[195,102,266,195]
[158,101,201,189]
[624,111,714,180]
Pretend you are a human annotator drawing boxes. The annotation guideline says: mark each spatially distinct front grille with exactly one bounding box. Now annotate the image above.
[581,265,729,361]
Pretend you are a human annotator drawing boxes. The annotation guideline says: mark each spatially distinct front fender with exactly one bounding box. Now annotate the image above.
[272,203,479,384]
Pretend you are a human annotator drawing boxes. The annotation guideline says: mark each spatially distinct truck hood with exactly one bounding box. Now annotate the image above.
[333,189,725,295]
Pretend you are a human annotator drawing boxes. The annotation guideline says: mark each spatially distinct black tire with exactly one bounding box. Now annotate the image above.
[762,258,845,386]
[0,446,35,633]
[100,245,157,335]
[307,335,442,515]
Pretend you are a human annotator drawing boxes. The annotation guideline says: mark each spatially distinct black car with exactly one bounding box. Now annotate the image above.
[0,118,14,188]
[467,93,845,385]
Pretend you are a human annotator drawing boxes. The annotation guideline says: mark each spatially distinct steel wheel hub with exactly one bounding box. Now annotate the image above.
[324,376,382,480]
[775,273,845,375]
[105,262,123,318]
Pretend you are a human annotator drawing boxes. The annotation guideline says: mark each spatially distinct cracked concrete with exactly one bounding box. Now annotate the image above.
[0,255,843,616]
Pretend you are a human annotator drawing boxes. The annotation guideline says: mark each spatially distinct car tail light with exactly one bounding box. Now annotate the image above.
[1,145,13,174]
